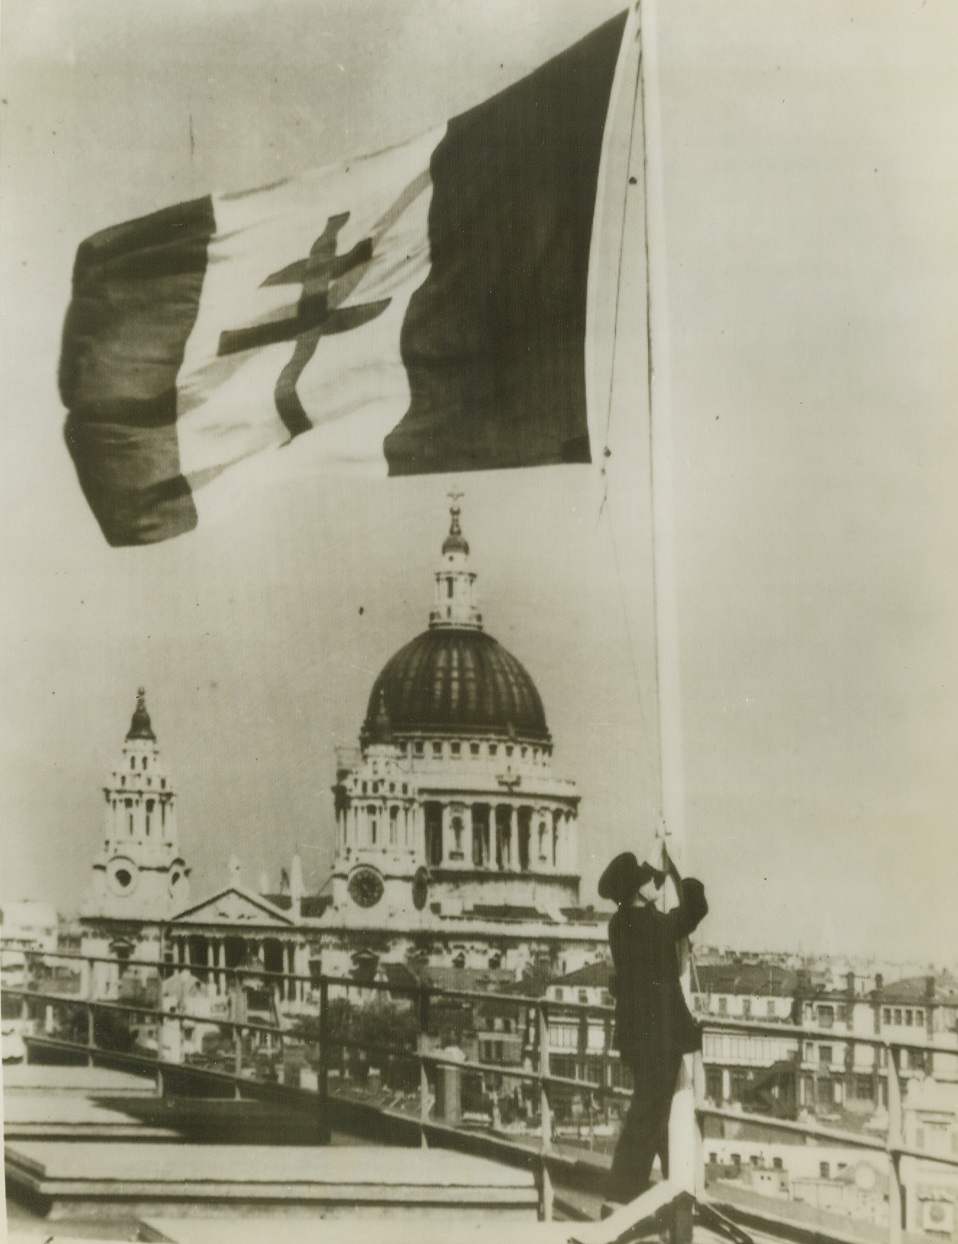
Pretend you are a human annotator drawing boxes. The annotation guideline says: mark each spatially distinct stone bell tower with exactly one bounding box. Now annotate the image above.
[82,688,191,921]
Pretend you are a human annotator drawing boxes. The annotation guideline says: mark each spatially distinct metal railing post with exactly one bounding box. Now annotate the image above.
[693,1049,707,1199]
[887,1044,904,1244]
[317,978,331,1143]
[233,1017,243,1099]
[86,1001,96,1066]
[418,986,431,1143]
[538,1000,554,1222]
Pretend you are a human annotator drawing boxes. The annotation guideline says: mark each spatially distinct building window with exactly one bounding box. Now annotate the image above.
[915,1009,924,1025]
[893,1009,902,1025]
[773,1157,783,1170]
[856,1075,873,1100]
[472,806,489,867]
[905,1009,913,1026]
[883,1007,891,1024]
[451,742,461,757]
[819,1005,834,1028]
[130,756,136,771]
[718,997,728,1015]
[767,1000,776,1018]
[554,988,564,1002]
[489,744,498,757]
[820,1162,830,1179]
[432,741,442,757]
[517,808,531,871]
[414,741,424,757]
[742,998,752,1018]
[819,1045,832,1066]
[470,742,480,756]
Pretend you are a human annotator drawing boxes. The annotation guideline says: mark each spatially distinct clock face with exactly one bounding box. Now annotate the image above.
[348,866,385,908]
[107,857,139,895]
[412,866,429,911]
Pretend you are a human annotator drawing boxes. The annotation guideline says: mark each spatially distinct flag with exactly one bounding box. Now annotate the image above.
[60,11,630,546]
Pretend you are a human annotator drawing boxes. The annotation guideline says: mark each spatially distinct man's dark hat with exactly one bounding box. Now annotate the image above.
[598,852,663,905]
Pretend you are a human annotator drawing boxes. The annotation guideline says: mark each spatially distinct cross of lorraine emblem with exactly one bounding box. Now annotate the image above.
[217,211,391,438]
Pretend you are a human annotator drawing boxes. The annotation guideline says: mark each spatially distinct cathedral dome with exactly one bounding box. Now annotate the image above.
[363,628,550,744]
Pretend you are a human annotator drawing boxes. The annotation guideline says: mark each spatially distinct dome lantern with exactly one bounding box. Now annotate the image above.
[126,687,156,741]
[430,492,482,632]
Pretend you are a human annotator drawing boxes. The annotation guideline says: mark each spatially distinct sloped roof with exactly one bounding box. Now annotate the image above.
[553,959,614,988]
[169,885,295,927]
[880,972,958,1005]
[467,904,553,923]
[696,962,799,997]
[418,964,521,994]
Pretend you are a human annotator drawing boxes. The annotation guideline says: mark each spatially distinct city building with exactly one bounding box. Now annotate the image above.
[695,962,801,1115]
[79,504,610,1008]
[79,689,192,997]
[902,1076,958,1236]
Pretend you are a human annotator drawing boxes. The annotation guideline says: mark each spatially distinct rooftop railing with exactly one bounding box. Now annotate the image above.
[3,943,957,1240]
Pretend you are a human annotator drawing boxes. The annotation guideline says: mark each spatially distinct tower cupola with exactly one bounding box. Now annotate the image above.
[430,493,482,631]
[126,687,156,741]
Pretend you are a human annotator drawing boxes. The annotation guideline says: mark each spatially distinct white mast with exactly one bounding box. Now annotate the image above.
[637,0,700,1214]
[584,1,699,1235]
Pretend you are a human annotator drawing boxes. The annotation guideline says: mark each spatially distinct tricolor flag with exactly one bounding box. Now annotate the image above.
[60,10,632,546]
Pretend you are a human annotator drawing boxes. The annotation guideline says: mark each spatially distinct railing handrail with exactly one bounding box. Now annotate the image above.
[6,944,956,1057]
[11,941,958,1244]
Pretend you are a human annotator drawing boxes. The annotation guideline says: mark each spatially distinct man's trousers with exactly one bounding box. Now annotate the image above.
[607,1049,683,1204]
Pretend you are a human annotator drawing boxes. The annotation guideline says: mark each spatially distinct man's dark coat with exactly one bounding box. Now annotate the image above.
[608,878,708,1076]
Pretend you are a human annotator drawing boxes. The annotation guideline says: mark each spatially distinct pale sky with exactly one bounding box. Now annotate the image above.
[1,0,956,966]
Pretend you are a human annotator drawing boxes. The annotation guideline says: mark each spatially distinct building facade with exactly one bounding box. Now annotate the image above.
[308,502,605,979]
[79,689,192,997]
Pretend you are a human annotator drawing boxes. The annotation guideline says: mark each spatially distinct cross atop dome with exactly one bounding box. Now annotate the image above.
[442,490,470,557]
[431,495,481,630]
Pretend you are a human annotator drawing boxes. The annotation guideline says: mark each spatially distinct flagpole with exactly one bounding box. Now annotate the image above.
[638,0,701,1231]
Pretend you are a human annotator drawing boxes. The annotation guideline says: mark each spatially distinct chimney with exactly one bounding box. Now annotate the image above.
[875,973,884,994]
[846,970,856,997]
[925,974,936,1001]
[290,854,305,919]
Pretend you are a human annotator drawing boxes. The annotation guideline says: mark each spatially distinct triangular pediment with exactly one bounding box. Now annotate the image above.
[169,886,295,927]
